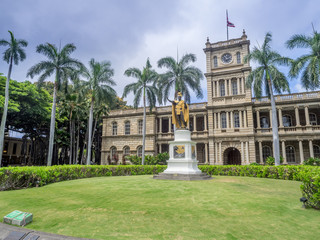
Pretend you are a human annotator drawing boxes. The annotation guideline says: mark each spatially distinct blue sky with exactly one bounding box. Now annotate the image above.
[0,0,319,105]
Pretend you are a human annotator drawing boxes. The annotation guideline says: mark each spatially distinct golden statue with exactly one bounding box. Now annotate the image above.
[168,92,189,129]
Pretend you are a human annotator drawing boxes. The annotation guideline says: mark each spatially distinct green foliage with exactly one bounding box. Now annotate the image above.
[304,157,320,166]
[250,162,260,166]
[265,156,284,165]
[125,153,169,165]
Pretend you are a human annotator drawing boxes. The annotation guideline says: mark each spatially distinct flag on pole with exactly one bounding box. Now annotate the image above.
[227,14,235,27]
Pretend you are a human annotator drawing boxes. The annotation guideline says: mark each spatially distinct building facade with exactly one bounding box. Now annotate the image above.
[101,32,320,165]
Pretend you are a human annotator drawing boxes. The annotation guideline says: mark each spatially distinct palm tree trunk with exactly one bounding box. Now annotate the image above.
[267,71,280,165]
[69,117,73,165]
[47,75,58,166]
[142,87,146,165]
[86,99,94,165]
[76,119,80,164]
[0,56,12,167]
[72,119,76,164]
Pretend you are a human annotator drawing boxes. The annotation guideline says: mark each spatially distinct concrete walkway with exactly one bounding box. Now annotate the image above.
[0,223,93,240]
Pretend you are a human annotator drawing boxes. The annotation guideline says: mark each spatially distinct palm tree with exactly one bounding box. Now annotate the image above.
[244,32,290,165]
[157,53,203,104]
[0,31,28,166]
[286,30,320,89]
[123,59,158,165]
[27,43,83,166]
[80,58,116,165]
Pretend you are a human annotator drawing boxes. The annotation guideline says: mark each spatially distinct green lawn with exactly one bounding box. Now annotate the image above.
[0,176,318,240]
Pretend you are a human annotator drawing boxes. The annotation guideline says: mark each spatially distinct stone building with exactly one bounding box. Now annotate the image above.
[101,32,320,165]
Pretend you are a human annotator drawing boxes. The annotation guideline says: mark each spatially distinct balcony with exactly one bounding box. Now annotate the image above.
[252,91,320,104]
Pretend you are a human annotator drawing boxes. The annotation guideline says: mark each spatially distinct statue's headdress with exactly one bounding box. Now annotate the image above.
[177,92,182,97]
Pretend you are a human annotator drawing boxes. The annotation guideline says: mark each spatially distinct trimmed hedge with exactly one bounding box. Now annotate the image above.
[0,165,319,209]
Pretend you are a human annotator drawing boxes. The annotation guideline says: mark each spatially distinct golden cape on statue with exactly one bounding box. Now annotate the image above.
[168,92,189,129]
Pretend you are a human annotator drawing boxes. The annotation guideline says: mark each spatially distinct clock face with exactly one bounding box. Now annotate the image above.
[221,53,232,64]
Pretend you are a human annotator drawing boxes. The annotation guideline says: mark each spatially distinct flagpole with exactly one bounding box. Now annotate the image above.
[226,10,229,40]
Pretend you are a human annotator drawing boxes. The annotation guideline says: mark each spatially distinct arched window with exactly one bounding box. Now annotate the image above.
[236,52,241,64]
[213,56,218,67]
[313,145,320,158]
[286,146,295,162]
[220,81,225,96]
[137,146,142,157]
[138,120,143,134]
[221,112,227,128]
[262,146,272,161]
[112,122,117,136]
[125,121,130,135]
[232,80,238,95]
[234,112,240,128]
[123,146,130,156]
[282,115,292,127]
[309,113,317,125]
[260,117,269,128]
[110,147,117,161]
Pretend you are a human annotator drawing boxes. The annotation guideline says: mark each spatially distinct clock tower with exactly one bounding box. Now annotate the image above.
[203,30,255,165]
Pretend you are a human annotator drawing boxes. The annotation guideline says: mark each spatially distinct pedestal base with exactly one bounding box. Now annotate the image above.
[153,172,212,181]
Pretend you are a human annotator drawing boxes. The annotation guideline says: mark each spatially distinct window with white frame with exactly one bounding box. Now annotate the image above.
[282,115,292,127]
[221,112,227,128]
[123,146,130,156]
[220,81,225,96]
[138,120,143,134]
[232,80,238,95]
[313,145,320,158]
[286,146,295,162]
[236,52,241,64]
[213,56,218,67]
[262,146,272,161]
[112,122,117,135]
[260,117,269,128]
[137,146,142,157]
[125,121,130,135]
[234,112,240,128]
[309,113,317,125]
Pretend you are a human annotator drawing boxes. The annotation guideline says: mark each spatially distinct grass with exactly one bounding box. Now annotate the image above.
[0,175,319,240]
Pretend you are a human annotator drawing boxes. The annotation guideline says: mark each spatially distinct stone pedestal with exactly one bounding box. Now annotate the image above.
[153,129,211,180]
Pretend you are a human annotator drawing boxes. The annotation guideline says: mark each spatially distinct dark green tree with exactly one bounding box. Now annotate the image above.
[286,30,320,89]
[244,32,290,165]
[27,43,83,166]
[0,31,28,166]
[157,53,203,103]
[123,59,159,165]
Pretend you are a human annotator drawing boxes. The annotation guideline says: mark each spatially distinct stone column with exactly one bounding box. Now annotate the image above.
[159,117,162,133]
[309,139,314,158]
[159,144,162,153]
[219,142,222,164]
[226,112,229,128]
[241,141,244,164]
[239,111,243,128]
[259,141,263,164]
[224,80,228,96]
[295,107,300,126]
[237,78,240,95]
[204,114,207,131]
[169,117,172,132]
[194,115,197,132]
[214,113,217,129]
[217,81,220,97]
[218,112,221,129]
[245,141,249,164]
[299,140,304,164]
[278,108,283,127]
[244,110,247,128]
[305,106,310,125]
[256,110,261,128]
[269,109,272,128]
[229,79,232,96]
[230,111,234,129]
[212,81,215,97]
[215,142,218,165]
[282,141,287,164]
[242,78,245,94]
[205,143,209,164]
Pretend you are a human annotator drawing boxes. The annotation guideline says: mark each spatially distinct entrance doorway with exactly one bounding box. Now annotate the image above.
[224,147,241,165]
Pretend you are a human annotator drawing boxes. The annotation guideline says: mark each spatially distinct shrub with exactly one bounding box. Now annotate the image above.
[304,157,320,166]
[250,162,260,166]
[265,156,284,165]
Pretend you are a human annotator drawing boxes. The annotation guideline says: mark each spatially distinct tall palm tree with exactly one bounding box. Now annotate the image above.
[244,32,290,165]
[81,58,116,165]
[0,31,28,166]
[27,43,83,166]
[123,59,158,165]
[286,30,320,89]
[157,53,203,104]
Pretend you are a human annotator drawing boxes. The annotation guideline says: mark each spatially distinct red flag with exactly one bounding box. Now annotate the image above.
[227,17,235,27]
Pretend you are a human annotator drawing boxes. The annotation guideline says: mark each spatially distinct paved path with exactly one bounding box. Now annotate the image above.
[0,223,93,240]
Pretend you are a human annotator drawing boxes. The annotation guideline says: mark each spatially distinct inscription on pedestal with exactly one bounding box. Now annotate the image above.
[174,145,185,158]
